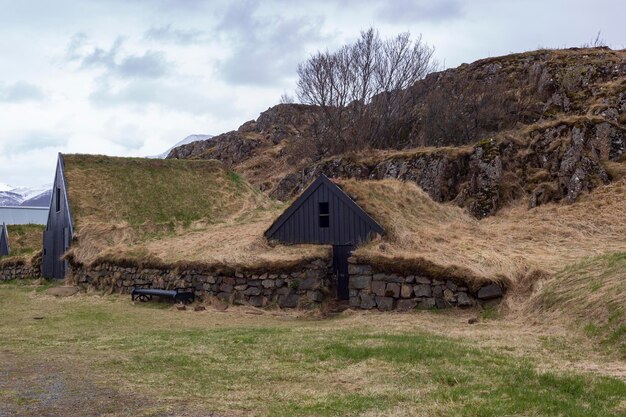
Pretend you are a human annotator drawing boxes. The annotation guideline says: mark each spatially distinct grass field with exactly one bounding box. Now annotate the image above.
[1,280,625,416]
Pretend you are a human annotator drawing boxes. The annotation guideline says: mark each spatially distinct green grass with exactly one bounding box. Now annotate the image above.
[62,154,271,226]
[1,224,44,258]
[1,282,625,416]
[535,252,626,357]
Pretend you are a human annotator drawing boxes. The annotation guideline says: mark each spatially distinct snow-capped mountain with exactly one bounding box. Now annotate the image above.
[10,184,51,200]
[0,190,23,207]
[21,189,53,207]
[148,134,213,159]
[0,184,52,207]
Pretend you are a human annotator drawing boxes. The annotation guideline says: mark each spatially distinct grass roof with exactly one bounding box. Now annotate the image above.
[0,224,44,267]
[337,176,626,290]
[62,154,325,269]
[5,224,44,258]
[62,154,272,226]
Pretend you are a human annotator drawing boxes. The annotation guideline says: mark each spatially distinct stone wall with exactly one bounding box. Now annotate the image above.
[66,257,505,311]
[67,259,331,308]
[0,256,41,281]
[347,260,504,311]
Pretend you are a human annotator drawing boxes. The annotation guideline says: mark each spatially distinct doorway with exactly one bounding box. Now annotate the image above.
[332,245,353,300]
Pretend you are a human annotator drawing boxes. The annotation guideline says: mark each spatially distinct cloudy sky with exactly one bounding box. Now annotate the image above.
[0,0,624,186]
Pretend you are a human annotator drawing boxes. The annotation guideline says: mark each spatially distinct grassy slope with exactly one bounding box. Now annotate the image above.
[63,154,271,226]
[60,153,626,283]
[532,252,626,357]
[0,282,624,416]
[61,155,327,268]
[0,224,43,260]
[339,176,626,290]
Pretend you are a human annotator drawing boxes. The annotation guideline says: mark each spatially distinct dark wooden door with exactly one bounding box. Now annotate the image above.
[333,245,353,300]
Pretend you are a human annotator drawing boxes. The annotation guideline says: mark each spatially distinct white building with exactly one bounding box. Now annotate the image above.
[0,206,48,225]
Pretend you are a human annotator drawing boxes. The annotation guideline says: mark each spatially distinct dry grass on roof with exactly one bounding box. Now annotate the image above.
[3,224,44,258]
[62,155,327,269]
[74,207,329,271]
[65,155,626,281]
[63,154,326,268]
[337,176,626,290]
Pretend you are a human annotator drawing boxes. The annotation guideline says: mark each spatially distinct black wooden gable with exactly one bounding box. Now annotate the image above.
[265,175,384,245]
[0,223,9,257]
[42,154,74,279]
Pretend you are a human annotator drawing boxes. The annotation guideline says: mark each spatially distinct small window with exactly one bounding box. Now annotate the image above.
[319,202,329,228]
[56,187,61,212]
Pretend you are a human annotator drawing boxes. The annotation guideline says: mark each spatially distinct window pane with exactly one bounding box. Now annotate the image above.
[319,202,329,228]
[319,215,329,228]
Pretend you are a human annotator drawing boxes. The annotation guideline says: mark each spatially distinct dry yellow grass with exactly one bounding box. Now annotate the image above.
[61,154,326,269]
[3,224,44,258]
[90,207,329,270]
[339,176,626,290]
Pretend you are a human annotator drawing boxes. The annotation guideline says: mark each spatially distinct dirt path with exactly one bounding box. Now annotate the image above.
[0,353,222,417]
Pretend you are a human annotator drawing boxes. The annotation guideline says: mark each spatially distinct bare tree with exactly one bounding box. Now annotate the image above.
[296,28,437,155]
[420,69,547,147]
[280,92,295,104]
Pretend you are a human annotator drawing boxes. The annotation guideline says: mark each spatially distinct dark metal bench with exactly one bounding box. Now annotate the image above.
[131,284,195,304]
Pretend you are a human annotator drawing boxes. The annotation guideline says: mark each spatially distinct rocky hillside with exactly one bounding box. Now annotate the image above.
[168,47,626,218]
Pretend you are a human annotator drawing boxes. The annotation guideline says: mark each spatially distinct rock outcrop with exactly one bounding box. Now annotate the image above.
[273,119,625,217]
[167,47,626,218]
[167,104,319,163]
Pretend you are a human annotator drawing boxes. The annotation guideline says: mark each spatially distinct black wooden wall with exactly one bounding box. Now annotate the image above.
[0,223,9,257]
[42,155,73,279]
[265,175,384,245]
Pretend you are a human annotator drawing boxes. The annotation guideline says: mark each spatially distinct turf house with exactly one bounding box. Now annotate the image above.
[35,154,505,309]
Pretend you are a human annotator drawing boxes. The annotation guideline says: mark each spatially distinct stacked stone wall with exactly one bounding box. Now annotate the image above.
[347,259,504,311]
[0,255,41,281]
[68,259,331,308]
[11,256,507,311]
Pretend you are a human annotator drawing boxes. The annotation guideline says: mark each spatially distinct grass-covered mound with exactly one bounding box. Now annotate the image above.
[63,154,273,226]
[532,252,626,358]
[0,224,44,270]
[62,154,325,269]
[62,154,626,287]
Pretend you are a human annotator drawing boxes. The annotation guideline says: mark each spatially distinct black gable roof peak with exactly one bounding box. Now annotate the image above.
[265,174,384,246]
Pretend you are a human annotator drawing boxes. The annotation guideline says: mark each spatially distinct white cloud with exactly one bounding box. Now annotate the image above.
[144,24,206,44]
[66,35,171,79]
[0,81,45,102]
